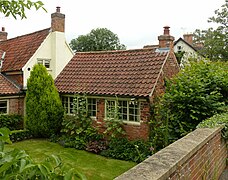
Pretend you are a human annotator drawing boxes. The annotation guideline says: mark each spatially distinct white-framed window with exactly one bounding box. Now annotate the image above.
[61,96,97,117]
[37,58,51,69]
[105,99,140,122]
[62,96,74,114]
[87,98,97,117]
[0,100,8,114]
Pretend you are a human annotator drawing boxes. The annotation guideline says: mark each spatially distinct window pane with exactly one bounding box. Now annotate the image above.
[88,98,97,117]
[128,100,140,122]
[44,60,50,68]
[37,59,43,64]
[119,100,127,121]
[106,100,116,119]
[70,97,74,114]
[0,101,7,114]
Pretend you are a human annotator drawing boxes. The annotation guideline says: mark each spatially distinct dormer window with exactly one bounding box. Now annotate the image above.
[37,58,51,69]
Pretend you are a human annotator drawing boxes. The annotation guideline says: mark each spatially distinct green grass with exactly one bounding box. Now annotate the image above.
[5,139,136,180]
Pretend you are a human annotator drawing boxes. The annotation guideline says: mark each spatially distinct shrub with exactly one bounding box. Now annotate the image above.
[0,114,23,130]
[26,64,64,138]
[103,98,126,139]
[86,140,108,154]
[10,130,33,142]
[197,112,228,141]
[60,95,101,150]
[100,138,153,163]
[151,61,228,145]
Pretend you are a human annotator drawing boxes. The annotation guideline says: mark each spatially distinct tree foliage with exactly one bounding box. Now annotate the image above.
[193,1,228,61]
[151,61,228,144]
[0,0,45,19]
[70,28,126,52]
[26,64,64,138]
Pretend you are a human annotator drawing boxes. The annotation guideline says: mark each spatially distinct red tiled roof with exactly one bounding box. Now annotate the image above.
[55,48,169,97]
[0,74,20,95]
[0,28,50,72]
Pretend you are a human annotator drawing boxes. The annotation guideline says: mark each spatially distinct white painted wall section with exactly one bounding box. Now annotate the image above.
[22,31,74,88]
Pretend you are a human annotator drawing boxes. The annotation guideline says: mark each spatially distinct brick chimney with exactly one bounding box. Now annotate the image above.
[158,26,175,49]
[183,34,193,45]
[51,7,65,32]
[0,27,8,41]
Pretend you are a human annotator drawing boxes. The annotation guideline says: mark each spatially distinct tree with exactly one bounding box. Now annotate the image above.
[70,28,126,52]
[0,0,45,19]
[193,1,228,61]
[26,64,64,138]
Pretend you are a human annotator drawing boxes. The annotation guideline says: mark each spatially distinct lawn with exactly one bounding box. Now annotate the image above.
[5,139,136,180]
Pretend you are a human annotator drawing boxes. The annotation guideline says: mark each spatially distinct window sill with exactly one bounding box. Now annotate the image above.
[104,118,141,126]
[91,116,97,121]
[123,121,141,126]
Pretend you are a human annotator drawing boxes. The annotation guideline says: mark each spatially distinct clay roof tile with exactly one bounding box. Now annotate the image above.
[55,48,168,97]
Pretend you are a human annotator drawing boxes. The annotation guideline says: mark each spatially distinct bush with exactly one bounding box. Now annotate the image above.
[151,61,228,145]
[26,64,64,138]
[197,112,228,141]
[0,114,23,130]
[86,140,108,154]
[60,95,102,150]
[10,130,33,142]
[100,138,153,163]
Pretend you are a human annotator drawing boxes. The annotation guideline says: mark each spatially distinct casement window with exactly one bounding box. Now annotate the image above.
[106,99,140,122]
[61,96,97,117]
[37,59,51,69]
[0,100,8,114]
[87,98,97,117]
[62,96,74,114]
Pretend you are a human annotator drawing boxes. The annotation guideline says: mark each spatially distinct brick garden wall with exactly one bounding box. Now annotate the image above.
[116,127,227,180]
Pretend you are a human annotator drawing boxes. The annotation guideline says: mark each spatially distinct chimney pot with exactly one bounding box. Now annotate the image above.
[163,26,170,35]
[56,6,60,13]
[158,26,174,49]
[2,27,5,32]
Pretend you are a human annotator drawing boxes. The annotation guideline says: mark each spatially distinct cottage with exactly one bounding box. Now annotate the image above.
[55,26,179,140]
[0,7,74,115]
[174,34,202,67]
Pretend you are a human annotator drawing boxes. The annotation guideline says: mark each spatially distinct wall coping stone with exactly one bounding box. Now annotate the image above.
[115,127,223,180]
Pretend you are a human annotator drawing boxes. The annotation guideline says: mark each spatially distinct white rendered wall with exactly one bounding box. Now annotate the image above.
[22,31,74,88]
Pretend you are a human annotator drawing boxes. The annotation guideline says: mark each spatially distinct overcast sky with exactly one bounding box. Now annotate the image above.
[0,0,225,49]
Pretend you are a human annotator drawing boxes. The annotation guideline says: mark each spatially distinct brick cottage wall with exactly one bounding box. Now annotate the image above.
[94,98,151,140]
[116,127,227,180]
[124,101,150,140]
[150,52,179,101]
[9,97,24,115]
